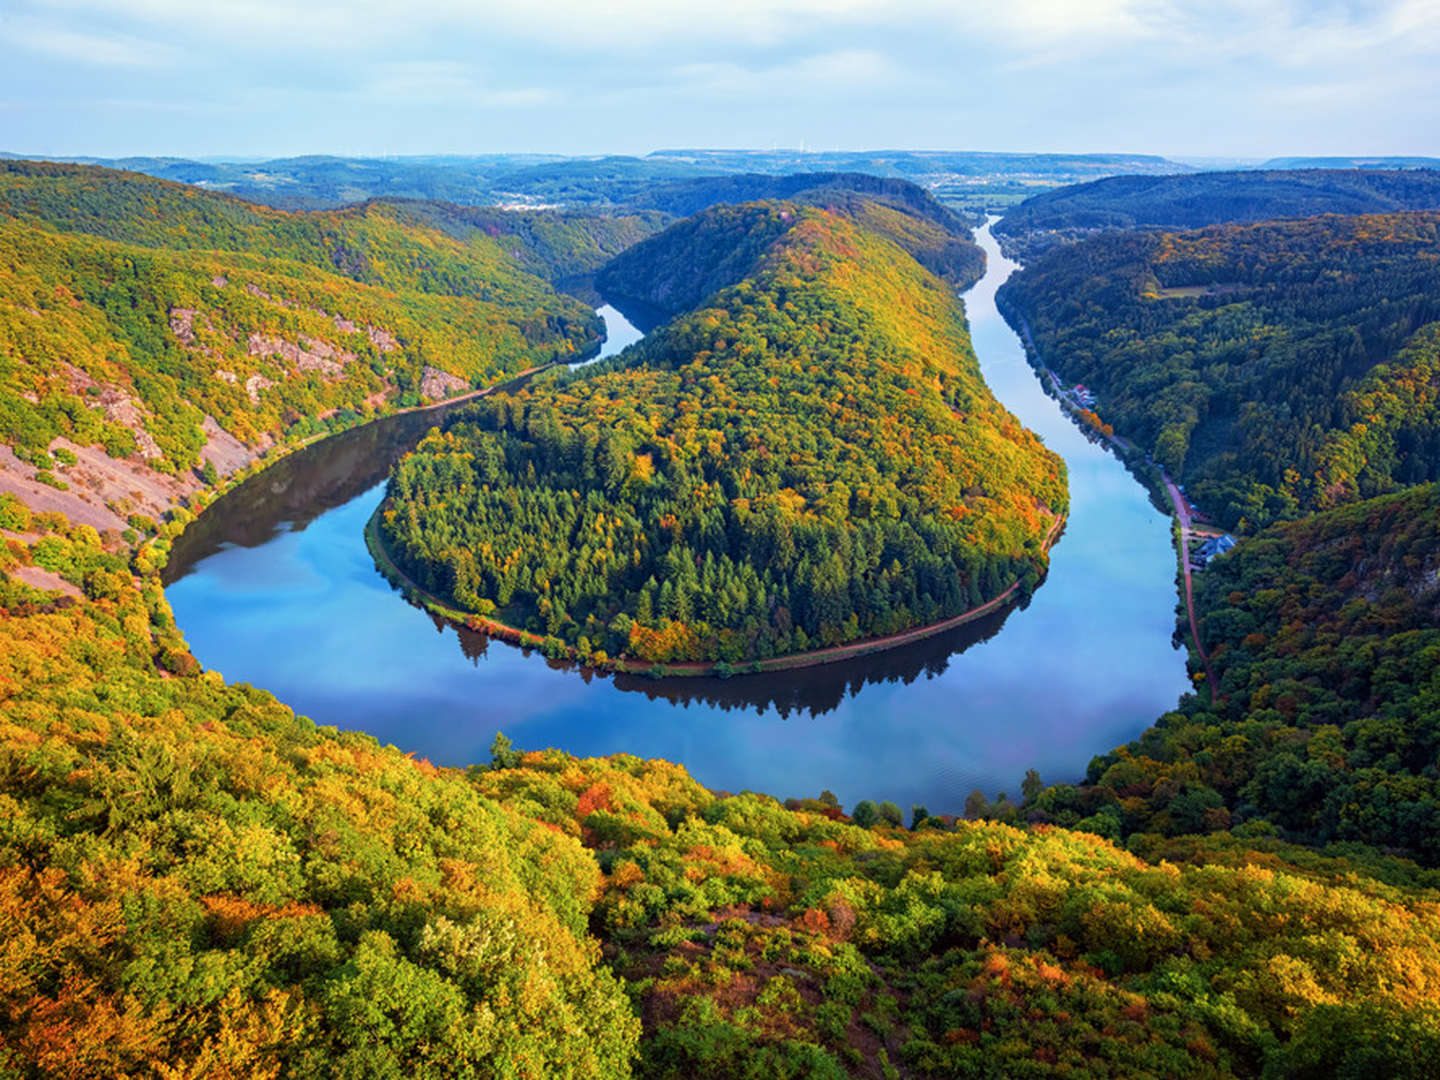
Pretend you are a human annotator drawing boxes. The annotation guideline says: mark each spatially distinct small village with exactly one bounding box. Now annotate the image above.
[1170,482,1238,571]
[1046,370,1239,573]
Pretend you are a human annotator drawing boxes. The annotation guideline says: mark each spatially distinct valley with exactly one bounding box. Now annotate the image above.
[3,155,1439,1078]
[162,221,1189,817]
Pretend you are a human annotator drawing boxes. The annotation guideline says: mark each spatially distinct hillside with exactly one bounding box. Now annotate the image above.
[379,201,1066,666]
[0,161,599,531]
[997,211,1440,531]
[380,200,669,286]
[1034,482,1440,865]
[0,514,640,1077]
[619,173,985,286]
[597,183,984,318]
[994,168,1440,259]
[2,528,1438,1076]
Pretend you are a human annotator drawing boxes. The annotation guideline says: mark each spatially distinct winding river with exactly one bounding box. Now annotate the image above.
[164,223,1190,813]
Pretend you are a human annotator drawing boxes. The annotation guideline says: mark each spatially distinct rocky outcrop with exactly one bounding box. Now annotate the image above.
[419,366,468,402]
[246,333,353,378]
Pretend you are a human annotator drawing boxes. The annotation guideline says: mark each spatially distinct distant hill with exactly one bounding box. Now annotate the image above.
[1,149,1195,218]
[1261,156,1440,171]
[995,168,1440,258]
[647,148,1190,180]
[375,200,669,287]
[606,172,985,297]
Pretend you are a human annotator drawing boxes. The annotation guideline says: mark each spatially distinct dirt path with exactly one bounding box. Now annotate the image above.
[1163,474,1218,696]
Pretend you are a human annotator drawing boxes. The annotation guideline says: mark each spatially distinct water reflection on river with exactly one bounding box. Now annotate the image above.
[165,236,1190,813]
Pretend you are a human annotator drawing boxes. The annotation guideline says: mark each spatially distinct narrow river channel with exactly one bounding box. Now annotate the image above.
[164,222,1190,814]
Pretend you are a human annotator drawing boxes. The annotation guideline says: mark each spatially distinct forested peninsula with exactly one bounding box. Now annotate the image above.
[377,200,1067,667]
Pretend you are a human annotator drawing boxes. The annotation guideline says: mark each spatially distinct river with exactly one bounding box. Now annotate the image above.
[164,223,1190,814]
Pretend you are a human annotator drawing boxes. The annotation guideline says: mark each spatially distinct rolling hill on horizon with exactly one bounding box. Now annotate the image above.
[995,167,1440,258]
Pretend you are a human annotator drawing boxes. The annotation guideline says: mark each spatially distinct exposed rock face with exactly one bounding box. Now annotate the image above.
[245,374,276,404]
[168,307,223,358]
[246,333,353,378]
[100,393,163,460]
[199,416,253,476]
[169,307,199,346]
[56,361,162,461]
[368,326,399,352]
[419,366,468,402]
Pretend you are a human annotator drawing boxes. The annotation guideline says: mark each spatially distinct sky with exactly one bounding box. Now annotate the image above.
[2,0,1438,160]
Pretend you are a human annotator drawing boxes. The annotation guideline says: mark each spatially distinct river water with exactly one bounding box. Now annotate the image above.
[164,224,1190,814]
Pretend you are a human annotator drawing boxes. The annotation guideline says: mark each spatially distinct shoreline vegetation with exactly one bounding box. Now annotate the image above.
[365,500,1066,677]
[1000,304,1218,702]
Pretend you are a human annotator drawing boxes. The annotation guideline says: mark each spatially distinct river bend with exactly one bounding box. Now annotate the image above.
[165,224,1189,813]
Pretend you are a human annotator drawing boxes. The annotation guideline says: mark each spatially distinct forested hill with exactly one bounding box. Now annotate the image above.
[1021,483,1440,862]
[619,171,986,287]
[997,210,1440,531]
[0,160,599,531]
[4,511,1440,1076]
[375,199,667,285]
[994,168,1440,259]
[598,183,982,319]
[379,200,1065,667]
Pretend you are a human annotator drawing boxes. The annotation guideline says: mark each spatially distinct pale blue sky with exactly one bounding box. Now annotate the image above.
[2,0,1436,159]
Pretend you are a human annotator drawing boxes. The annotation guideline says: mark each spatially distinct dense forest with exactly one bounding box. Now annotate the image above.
[599,182,986,306]
[1024,483,1440,864]
[2,520,1437,1076]
[994,168,1440,259]
[379,200,1066,665]
[998,211,1440,531]
[378,200,669,286]
[5,161,1440,1075]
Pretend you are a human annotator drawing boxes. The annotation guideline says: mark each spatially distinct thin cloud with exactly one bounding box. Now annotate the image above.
[365,61,556,108]
[667,50,903,101]
[1,16,174,66]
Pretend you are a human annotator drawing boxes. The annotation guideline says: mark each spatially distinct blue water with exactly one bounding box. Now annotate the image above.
[573,303,645,365]
[165,240,1190,814]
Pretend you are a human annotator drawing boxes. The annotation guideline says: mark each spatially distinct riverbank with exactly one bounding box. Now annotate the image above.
[138,362,564,580]
[999,302,1217,704]
[366,502,1066,679]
